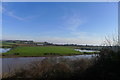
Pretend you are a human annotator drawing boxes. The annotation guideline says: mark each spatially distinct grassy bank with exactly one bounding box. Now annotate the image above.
[3,46,81,57]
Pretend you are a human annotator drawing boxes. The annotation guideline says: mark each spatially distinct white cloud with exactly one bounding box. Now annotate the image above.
[62,13,88,38]
[64,13,82,31]
[71,31,88,38]
[7,11,25,21]
[0,6,2,13]
[60,12,104,45]
[0,2,2,13]
[2,6,26,21]
[2,6,35,21]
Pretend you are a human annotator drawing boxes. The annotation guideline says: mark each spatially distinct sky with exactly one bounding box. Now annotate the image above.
[2,2,118,45]
[1,0,119,2]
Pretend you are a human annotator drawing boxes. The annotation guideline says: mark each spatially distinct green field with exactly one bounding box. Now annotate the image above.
[3,46,81,57]
[1,41,17,48]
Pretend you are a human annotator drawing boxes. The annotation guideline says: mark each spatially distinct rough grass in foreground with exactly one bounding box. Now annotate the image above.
[3,46,81,57]
[2,58,92,79]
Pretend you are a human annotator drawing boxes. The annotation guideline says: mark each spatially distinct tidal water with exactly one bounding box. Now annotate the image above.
[0,48,11,53]
[1,48,99,74]
[2,54,96,73]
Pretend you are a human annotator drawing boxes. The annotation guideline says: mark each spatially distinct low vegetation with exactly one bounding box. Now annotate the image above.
[2,57,93,79]
[80,48,120,80]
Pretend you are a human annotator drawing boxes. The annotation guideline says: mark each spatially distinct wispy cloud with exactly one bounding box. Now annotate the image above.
[0,4,2,13]
[2,6,35,21]
[71,31,88,38]
[0,7,1,13]
[64,13,82,31]
[61,12,103,45]
[2,6,26,21]
[7,11,25,21]
[62,12,87,38]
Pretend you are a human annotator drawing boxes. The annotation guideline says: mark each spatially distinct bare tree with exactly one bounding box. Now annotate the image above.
[102,34,119,52]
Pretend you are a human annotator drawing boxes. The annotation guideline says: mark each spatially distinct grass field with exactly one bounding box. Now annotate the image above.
[1,41,17,48]
[3,46,81,57]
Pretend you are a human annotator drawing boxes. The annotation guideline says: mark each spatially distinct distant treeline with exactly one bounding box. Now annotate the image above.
[1,40,117,50]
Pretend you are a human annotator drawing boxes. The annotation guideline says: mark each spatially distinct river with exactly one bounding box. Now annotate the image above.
[0,48,11,53]
[1,48,99,74]
[75,49,100,52]
[2,55,97,73]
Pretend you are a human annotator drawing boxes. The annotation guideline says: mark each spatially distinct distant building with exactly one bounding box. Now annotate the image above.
[36,44,44,46]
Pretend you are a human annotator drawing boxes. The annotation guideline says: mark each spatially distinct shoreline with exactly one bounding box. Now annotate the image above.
[0,53,98,58]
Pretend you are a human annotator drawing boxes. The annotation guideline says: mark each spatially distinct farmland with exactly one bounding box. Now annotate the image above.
[1,40,100,57]
[0,41,17,48]
[3,46,81,57]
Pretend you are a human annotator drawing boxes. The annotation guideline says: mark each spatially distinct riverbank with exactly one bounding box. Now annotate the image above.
[2,54,85,58]
[2,53,98,58]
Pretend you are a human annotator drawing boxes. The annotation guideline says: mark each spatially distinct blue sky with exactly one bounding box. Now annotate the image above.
[2,2,118,45]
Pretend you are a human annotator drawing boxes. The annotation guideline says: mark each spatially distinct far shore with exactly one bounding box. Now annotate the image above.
[1,53,98,58]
